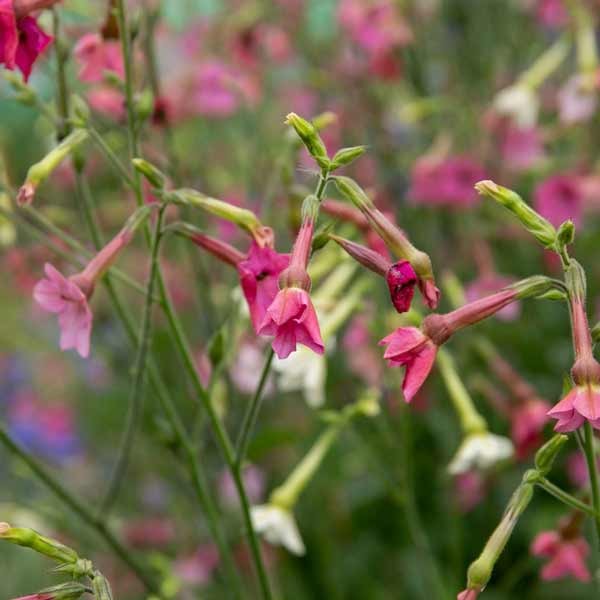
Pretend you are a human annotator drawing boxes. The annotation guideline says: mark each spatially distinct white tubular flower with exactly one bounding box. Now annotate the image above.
[494,84,539,127]
[273,343,329,408]
[250,504,306,556]
[448,432,514,475]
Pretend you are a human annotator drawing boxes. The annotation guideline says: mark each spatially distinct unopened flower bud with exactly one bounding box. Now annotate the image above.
[91,572,114,600]
[134,89,155,122]
[534,434,567,476]
[0,524,79,565]
[329,234,390,276]
[511,275,561,299]
[17,129,89,205]
[132,158,166,189]
[386,261,418,313]
[330,146,367,170]
[565,260,587,303]
[285,113,329,163]
[475,180,556,248]
[556,220,575,249]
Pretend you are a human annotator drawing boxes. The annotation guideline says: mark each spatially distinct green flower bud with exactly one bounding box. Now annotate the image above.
[37,582,89,600]
[556,219,575,248]
[92,571,114,600]
[330,146,367,170]
[534,434,568,476]
[285,113,329,162]
[135,89,155,122]
[132,158,166,189]
[475,180,556,248]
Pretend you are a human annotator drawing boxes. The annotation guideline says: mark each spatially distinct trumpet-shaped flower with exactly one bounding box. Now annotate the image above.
[250,503,305,555]
[33,264,92,358]
[547,383,600,432]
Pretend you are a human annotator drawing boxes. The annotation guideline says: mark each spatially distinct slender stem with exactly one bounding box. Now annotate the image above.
[87,127,136,190]
[235,348,275,467]
[0,424,163,597]
[537,477,598,518]
[52,7,69,140]
[99,206,166,516]
[583,422,600,538]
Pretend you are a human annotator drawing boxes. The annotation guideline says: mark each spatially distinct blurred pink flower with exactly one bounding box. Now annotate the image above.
[33,263,92,358]
[73,33,124,83]
[343,314,383,386]
[230,341,275,394]
[534,0,568,29]
[123,518,176,549]
[409,156,487,208]
[557,75,598,125]
[238,242,290,333]
[87,86,126,121]
[259,287,324,359]
[219,464,265,507]
[0,1,52,81]
[534,174,583,228]
[510,399,550,458]
[175,544,220,587]
[500,126,544,171]
[454,471,485,513]
[531,530,590,582]
[457,588,480,600]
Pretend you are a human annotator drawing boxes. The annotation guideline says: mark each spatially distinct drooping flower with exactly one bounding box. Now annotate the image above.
[386,261,418,313]
[447,432,514,475]
[73,32,124,83]
[494,84,539,127]
[250,504,305,555]
[238,242,290,332]
[531,529,590,582]
[533,174,583,229]
[259,201,324,359]
[408,156,487,208]
[0,1,52,81]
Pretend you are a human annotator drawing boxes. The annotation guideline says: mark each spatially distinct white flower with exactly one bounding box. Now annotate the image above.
[448,432,514,475]
[250,504,305,555]
[273,345,328,408]
[494,84,539,127]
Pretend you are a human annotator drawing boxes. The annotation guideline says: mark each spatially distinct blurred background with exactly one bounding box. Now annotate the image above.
[1,0,600,598]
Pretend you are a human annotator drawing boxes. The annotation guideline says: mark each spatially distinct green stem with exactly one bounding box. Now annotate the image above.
[87,127,136,189]
[235,348,275,467]
[0,425,163,597]
[99,206,166,515]
[52,7,70,140]
[583,422,600,538]
[537,477,598,518]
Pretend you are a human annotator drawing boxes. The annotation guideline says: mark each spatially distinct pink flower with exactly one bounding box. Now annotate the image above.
[534,174,583,228]
[12,595,53,600]
[259,287,324,359]
[511,399,550,458]
[0,1,52,82]
[238,242,290,333]
[87,86,125,120]
[557,75,598,125]
[465,275,520,322]
[535,0,568,29]
[219,464,265,507]
[531,530,590,582]
[500,126,544,171]
[454,471,485,513]
[386,260,417,313]
[547,384,600,432]
[343,314,383,386]
[457,589,480,600]
[73,33,124,83]
[33,263,92,358]
[409,156,487,208]
[174,544,220,587]
[379,327,437,402]
[123,517,176,549]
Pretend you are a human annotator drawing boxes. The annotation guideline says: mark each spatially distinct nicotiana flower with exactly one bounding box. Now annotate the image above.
[447,432,514,475]
[531,529,590,582]
[33,208,148,358]
[0,0,52,81]
[557,75,598,125]
[534,174,583,229]
[250,503,305,555]
[174,544,220,587]
[499,126,544,172]
[457,589,480,600]
[73,32,124,83]
[494,84,539,127]
[465,274,520,322]
[259,202,324,359]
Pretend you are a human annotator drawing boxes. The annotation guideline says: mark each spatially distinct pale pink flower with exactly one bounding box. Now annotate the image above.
[343,314,383,386]
[409,156,487,208]
[557,75,598,125]
[123,517,176,549]
[457,589,480,600]
[229,341,275,394]
[174,544,219,587]
[500,126,544,171]
[73,33,124,83]
[531,530,590,581]
[534,174,583,228]
[87,86,126,121]
[454,471,485,513]
[33,263,92,358]
[219,464,265,507]
[510,398,550,458]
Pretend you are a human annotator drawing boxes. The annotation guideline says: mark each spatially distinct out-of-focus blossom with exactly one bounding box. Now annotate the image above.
[250,504,305,555]
[534,174,583,228]
[409,156,486,208]
[531,529,590,582]
[454,471,485,513]
[499,126,544,171]
[123,517,176,549]
[343,314,383,386]
[174,544,220,586]
[457,588,480,600]
[73,33,124,83]
[534,0,568,29]
[87,87,126,121]
[510,399,550,458]
[557,75,598,124]
[494,84,539,127]
[465,275,520,322]
[219,464,265,508]
[448,432,514,474]
[229,340,275,395]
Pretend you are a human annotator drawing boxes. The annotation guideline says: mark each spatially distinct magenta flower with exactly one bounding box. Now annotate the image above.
[33,263,92,358]
[409,156,487,208]
[259,287,324,359]
[500,126,544,172]
[534,174,583,228]
[379,327,437,402]
[73,33,124,83]
[0,0,52,81]
[238,242,290,333]
[531,530,590,582]
[534,0,568,29]
[386,261,417,313]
